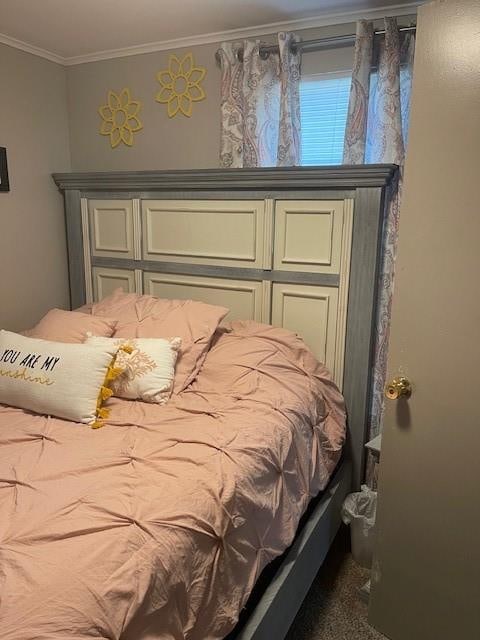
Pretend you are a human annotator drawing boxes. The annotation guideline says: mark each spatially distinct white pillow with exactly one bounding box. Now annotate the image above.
[85,335,181,404]
[0,330,124,427]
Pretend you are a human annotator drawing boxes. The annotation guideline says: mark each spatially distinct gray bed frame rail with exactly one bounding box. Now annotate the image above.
[53,165,396,639]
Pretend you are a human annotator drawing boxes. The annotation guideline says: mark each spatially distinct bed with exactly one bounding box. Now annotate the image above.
[0,166,396,639]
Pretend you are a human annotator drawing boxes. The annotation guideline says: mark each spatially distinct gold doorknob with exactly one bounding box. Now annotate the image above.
[385,376,412,400]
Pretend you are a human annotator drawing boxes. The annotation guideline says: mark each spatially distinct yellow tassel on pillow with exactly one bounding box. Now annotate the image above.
[121,344,134,354]
[105,366,124,383]
[100,386,114,401]
[97,407,110,420]
[91,346,130,429]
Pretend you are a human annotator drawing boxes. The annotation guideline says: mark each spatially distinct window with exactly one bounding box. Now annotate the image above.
[300,72,351,166]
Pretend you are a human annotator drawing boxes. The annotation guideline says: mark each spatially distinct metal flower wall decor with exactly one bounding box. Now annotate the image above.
[98,88,143,148]
[155,53,206,118]
[97,53,206,148]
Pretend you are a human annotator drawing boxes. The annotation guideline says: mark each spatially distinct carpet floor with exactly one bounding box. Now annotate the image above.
[285,527,387,640]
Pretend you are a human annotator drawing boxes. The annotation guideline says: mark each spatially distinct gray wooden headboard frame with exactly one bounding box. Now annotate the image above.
[53,165,397,489]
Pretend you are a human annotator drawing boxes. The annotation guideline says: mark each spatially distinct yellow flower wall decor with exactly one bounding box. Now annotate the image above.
[98,88,143,148]
[155,53,206,118]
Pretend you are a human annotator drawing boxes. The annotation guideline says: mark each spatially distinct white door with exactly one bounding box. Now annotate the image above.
[368,1,480,639]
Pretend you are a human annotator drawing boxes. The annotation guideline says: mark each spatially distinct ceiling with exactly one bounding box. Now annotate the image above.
[0,0,420,64]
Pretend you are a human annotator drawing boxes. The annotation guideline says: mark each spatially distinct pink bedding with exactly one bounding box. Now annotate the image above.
[0,321,346,640]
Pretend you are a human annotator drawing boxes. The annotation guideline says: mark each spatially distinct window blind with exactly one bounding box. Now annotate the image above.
[300,72,352,166]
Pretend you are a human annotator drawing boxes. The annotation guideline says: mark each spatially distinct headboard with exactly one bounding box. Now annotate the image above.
[53,166,396,488]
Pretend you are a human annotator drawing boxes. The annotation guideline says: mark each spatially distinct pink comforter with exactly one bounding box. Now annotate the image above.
[0,322,345,640]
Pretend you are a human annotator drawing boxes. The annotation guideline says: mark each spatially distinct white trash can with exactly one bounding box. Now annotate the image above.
[341,485,377,568]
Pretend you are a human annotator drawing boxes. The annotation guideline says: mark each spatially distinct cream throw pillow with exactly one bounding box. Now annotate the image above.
[0,330,124,427]
[85,335,181,404]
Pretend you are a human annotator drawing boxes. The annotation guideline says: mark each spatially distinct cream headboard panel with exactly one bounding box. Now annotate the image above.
[142,199,267,268]
[84,197,352,387]
[54,166,396,489]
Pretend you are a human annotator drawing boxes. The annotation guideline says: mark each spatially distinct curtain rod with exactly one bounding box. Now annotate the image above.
[215,25,416,65]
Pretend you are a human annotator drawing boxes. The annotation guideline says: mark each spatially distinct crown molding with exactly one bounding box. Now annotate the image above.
[0,32,64,64]
[0,1,421,67]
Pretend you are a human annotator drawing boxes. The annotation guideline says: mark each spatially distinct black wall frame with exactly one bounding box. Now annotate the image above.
[0,147,10,192]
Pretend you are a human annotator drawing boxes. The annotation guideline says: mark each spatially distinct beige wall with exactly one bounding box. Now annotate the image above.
[0,44,71,331]
[67,41,222,171]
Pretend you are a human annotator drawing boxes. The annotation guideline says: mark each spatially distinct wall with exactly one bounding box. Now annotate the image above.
[0,44,71,331]
[66,21,368,172]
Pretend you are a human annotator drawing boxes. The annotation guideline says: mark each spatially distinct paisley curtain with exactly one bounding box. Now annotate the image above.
[218,32,301,168]
[343,17,415,439]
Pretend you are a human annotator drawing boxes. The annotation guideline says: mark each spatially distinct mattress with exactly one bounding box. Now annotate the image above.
[0,321,346,640]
